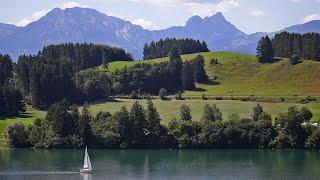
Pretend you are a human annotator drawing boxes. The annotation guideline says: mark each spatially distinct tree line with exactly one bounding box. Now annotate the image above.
[272,32,320,61]
[1,44,208,113]
[257,32,320,63]
[0,54,24,116]
[7,100,320,150]
[112,48,208,95]
[13,43,132,110]
[143,38,209,60]
[41,43,133,70]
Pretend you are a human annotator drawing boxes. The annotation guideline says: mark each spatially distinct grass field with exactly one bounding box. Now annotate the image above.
[88,99,320,125]
[1,99,319,135]
[0,107,45,136]
[105,51,320,97]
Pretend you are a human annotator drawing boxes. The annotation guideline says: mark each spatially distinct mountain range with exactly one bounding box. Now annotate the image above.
[0,7,319,61]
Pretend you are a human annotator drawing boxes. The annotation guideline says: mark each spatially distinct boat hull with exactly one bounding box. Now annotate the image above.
[80,168,92,173]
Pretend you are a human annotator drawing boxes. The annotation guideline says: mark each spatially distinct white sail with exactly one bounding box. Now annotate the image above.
[87,148,92,170]
[83,147,92,170]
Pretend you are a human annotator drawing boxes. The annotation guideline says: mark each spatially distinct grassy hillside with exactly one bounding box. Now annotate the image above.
[105,51,320,96]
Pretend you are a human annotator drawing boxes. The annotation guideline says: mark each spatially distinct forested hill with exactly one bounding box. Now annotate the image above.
[143,38,209,60]
[11,43,133,110]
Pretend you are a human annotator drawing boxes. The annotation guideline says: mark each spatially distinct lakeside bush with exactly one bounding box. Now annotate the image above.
[7,101,320,150]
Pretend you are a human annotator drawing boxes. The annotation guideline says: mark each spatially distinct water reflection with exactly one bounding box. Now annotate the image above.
[0,149,320,179]
[80,173,92,180]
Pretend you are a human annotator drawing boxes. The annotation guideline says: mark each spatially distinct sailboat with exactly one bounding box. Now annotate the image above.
[80,146,92,173]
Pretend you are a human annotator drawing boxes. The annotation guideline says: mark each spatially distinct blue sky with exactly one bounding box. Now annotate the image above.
[0,0,319,34]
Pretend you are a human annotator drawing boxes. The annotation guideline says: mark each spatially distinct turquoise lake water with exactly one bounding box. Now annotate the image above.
[0,149,320,179]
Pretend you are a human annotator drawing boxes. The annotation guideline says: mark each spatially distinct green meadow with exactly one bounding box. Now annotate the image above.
[88,99,320,125]
[106,51,320,97]
[1,99,319,135]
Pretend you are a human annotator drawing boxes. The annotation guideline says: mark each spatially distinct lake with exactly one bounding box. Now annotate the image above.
[0,149,319,180]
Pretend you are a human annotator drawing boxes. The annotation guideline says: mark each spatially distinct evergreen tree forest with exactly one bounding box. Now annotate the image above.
[1,42,208,112]
[111,48,207,95]
[257,32,320,62]
[143,38,209,60]
[0,54,25,116]
[15,43,133,109]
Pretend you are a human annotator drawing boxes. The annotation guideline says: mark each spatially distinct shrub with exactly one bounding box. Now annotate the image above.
[130,91,140,99]
[210,59,219,65]
[7,122,29,148]
[202,93,208,100]
[289,54,300,65]
[180,105,192,121]
[175,91,183,100]
[159,88,167,100]
[305,128,320,149]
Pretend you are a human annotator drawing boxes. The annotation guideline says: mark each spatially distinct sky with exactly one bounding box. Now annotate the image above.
[0,0,319,34]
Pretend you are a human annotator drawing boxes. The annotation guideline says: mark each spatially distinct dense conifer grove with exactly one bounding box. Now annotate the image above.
[257,32,320,62]
[0,54,25,116]
[1,43,208,111]
[143,38,209,60]
[14,43,133,109]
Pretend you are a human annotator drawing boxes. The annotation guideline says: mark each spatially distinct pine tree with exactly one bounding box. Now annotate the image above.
[78,104,92,145]
[114,106,131,148]
[193,55,208,83]
[202,104,222,122]
[129,101,147,147]
[257,36,274,63]
[146,100,161,131]
[169,48,183,90]
[0,54,13,86]
[253,104,264,121]
[169,47,180,61]
[181,63,195,90]
[180,105,192,121]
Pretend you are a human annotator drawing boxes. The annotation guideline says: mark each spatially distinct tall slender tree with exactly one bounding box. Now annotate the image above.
[257,36,274,63]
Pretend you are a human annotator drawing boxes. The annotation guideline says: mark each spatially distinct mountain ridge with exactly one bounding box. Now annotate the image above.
[0,7,319,60]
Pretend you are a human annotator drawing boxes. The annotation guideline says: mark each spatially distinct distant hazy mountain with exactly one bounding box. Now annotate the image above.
[282,20,320,34]
[0,23,20,39]
[153,13,246,51]
[0,7,153,60]
[0,7,319,60]
[226,20,320,54]
[0,7,247,60]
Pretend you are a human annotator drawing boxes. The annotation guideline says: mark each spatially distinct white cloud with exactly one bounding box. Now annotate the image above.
[250,9,265,17]
[290,0,302,3]
[127,0,180,7]
[15,9,51,26]
[127,0,240,17]
[58,1,88,9]
[215,0,240,12]
[183,2,216,17]
[302,13,320,23]
[132,18,157,29]
[13,1,88,27]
